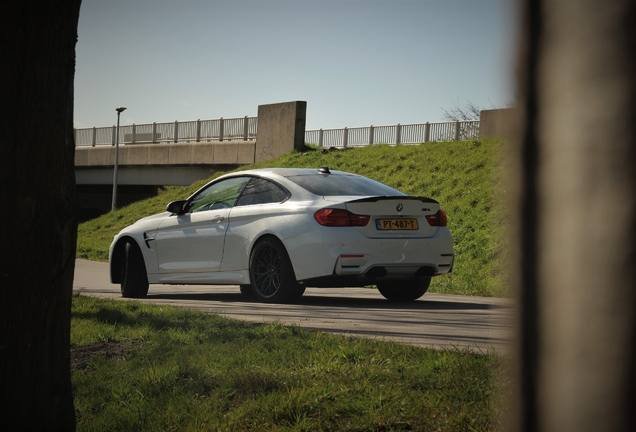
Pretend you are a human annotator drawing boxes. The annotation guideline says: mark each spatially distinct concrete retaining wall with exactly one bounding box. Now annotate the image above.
[255,101,306,162]
[479,108,518,139]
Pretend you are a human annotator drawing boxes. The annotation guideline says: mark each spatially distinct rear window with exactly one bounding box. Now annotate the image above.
[286,174,405,197]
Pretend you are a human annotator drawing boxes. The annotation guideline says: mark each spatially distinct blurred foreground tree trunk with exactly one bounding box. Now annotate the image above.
[514,0,636,431]
[0,1,82,430]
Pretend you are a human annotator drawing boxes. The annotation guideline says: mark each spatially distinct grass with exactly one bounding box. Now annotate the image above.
[77,138,510,297]
[72,294,510,431]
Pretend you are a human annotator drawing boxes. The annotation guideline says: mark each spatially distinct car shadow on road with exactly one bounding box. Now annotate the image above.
[299,295,508,311]
[145,291,507,311]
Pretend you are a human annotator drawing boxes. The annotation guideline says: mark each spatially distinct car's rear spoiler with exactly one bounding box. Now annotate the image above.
[345,195,439,204]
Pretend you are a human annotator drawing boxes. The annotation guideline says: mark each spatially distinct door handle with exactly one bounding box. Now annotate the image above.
[211,215,225,223]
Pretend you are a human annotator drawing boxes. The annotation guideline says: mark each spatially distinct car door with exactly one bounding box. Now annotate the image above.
[154,176,250,274]
[220,177,291,272]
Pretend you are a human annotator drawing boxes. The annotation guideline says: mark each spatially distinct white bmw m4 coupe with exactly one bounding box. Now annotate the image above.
[109,167,454,303]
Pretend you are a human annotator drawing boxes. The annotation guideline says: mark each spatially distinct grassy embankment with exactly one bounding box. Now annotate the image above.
[78,138,510,297]
[72,138,512,430]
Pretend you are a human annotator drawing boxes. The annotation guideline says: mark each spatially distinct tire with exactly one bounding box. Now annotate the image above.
[377,278,431,301]
[120,240,149,298]
[249,237,304,303]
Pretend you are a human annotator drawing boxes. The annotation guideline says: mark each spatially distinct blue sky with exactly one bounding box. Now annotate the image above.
[74,0,517,131]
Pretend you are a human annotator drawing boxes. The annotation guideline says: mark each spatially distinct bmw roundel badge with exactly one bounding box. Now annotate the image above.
[396,203,403,212]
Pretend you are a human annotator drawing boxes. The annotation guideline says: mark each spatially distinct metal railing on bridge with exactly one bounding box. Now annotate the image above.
[75,118,479,147]
[304,121,480,147]
[75,116,258,146]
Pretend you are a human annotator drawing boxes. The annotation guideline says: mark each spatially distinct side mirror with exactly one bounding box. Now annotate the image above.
[166,200,187,215]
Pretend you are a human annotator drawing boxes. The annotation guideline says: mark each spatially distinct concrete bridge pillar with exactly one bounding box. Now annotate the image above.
[255,101,306,162]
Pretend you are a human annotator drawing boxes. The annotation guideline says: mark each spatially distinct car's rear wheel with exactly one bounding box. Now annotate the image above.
[249,237,304,303]
[120,240,149,298]
[377,278,431,301]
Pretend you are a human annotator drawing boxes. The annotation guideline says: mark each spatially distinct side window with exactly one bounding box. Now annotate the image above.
[186,177,250,213]
[235,178,288,207]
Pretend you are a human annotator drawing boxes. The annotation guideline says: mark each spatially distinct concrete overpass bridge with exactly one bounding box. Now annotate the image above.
[75,101,306,218]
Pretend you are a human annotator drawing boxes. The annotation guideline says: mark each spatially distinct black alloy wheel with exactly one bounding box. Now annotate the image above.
[249,237,304,303]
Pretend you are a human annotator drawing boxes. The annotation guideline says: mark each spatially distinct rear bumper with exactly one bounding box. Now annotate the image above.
[286,226,454,282]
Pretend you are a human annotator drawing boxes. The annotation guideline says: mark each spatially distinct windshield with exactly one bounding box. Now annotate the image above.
[286,174,406,197]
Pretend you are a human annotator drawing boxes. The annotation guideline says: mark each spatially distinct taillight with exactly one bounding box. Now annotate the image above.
[426,209,448,227]
[314,208,370,227]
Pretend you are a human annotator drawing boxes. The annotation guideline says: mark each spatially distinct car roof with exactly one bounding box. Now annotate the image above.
[233,167,357,178]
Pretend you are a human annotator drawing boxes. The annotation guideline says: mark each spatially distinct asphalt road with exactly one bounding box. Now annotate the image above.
[73,259,514,353]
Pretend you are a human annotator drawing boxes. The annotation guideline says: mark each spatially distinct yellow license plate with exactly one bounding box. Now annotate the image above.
[376,219,419,230]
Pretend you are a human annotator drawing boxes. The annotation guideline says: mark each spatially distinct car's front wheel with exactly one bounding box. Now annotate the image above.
[249,237,304,303]
[377,278,431,301]
[120,240,149,298]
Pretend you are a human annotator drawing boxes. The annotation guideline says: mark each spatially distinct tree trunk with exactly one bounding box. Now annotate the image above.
[514,0,636,430]
[0,1,82,430]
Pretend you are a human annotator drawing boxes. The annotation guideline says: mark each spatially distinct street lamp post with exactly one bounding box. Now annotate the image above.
[111,107,127,212]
